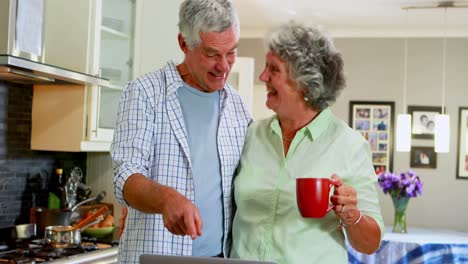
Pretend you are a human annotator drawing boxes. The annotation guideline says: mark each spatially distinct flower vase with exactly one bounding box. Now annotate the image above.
[391,195,409,233]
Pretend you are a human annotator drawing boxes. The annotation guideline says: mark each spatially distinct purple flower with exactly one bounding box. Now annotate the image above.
[377,170,423,199]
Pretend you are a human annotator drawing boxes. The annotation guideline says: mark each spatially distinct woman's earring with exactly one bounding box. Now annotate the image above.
[304,96,309,102]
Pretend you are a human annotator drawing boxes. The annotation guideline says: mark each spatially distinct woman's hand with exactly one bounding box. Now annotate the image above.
[330,174,361,226]
[329,174,382,254]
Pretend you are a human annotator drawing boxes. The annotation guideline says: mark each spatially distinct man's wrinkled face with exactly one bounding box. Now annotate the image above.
[182,27,238,92]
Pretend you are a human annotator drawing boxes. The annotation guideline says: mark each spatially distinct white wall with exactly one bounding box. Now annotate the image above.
[134,0,184,76]
[336,38,468,232]
[242,37,468,231]
[86,153,117,218]
[253,84,274,120]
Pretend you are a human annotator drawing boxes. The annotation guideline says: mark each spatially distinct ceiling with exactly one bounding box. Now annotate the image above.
[231,0,468,38]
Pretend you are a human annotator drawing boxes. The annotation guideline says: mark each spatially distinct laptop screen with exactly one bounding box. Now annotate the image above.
[140,254,277,264]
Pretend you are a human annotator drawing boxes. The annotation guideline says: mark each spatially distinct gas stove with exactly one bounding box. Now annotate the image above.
[0,237,118,263]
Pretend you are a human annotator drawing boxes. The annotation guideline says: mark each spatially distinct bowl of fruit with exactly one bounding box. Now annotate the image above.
[81,211,115,238]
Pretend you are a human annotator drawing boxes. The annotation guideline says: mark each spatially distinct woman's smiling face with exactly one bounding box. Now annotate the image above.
[259,51,303,115]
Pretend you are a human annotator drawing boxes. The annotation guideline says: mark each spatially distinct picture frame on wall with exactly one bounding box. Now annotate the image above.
[410,146,437,169]
[407,105,443,139]
[349,101,394,175]
[457,107,468,179]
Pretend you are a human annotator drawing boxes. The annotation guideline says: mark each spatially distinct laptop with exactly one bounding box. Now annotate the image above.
[140,254,277,264]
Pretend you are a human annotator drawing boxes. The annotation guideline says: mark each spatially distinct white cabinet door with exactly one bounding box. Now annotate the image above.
[88,0,136,142]
[44,0,93,73]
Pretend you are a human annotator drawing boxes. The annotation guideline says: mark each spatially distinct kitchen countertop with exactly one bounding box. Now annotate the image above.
[49,247,118,264]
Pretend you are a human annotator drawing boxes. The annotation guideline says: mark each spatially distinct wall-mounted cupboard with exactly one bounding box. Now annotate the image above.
[33,0,137,151]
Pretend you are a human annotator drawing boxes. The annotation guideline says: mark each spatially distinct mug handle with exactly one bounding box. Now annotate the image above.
[326,181,343,212]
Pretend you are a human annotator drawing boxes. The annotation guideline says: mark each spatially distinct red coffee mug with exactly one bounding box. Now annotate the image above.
[296,177,340,218]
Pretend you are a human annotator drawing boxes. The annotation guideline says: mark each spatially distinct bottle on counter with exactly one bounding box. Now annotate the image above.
[48,168,64,209]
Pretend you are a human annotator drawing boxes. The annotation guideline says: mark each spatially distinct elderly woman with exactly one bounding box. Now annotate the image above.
[230,23,384,263]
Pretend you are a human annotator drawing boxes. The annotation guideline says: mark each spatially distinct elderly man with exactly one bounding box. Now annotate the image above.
[111,0,251,262]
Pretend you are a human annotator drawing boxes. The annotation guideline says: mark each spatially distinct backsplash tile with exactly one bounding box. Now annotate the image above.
[0,82,86,228]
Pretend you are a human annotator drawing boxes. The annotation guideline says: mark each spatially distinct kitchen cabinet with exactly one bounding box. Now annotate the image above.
[32,0,137,151]
[31,83,110,152]
[88,0,136,142]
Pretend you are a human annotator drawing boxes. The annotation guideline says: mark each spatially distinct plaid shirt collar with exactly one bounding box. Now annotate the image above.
[163,60,229,100]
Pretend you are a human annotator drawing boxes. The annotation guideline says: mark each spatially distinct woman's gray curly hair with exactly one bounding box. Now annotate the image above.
[266,22,346,111]
[179,0,240,49]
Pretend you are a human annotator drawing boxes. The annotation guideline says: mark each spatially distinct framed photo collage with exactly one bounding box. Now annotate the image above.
[349,101,394,175]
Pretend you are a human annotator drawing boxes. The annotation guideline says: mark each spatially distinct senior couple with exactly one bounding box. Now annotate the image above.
[110,0,384,263]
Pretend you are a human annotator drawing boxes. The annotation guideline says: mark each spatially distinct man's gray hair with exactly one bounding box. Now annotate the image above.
[266,22,345,111]
[179,0,240,49]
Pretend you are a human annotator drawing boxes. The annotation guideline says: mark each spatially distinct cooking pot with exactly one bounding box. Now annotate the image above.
[44,225,82,248]
[14,223,37,239]
[34,208,71,237]
[0,223,37,249]
[33,190,107,237]
[44,206,108,248]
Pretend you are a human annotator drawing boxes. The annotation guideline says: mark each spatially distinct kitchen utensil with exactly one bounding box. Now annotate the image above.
[0,224,37,243]
[44,206,108,248]
[64,167,83,209]
[14,223,37,239]
[33,207,72,237]
[70,190,106,212]
[44,218,102,249]
[44,225,81,248]
[32,190,107,237]
[69,190,107,222]
[76,182,92,201]
[72,206,108,231]
[0,224,37,249]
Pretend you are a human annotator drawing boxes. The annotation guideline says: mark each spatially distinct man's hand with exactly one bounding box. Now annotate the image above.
[122,173,203,240]
[160,187,203,240]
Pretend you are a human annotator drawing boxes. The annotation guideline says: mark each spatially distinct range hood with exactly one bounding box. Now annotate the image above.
[0,54,108,86]
[0,0,107,86]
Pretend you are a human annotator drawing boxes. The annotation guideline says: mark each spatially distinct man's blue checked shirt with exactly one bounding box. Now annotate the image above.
[111,61,252,263]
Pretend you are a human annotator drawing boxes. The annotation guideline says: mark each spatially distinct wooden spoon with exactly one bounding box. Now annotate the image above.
[71,206,108,231]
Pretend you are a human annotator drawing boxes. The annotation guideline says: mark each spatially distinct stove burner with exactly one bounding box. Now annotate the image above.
[0,238,115,263]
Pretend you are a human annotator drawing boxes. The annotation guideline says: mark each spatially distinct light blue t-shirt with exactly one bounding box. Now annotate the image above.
[178,83,223,257]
